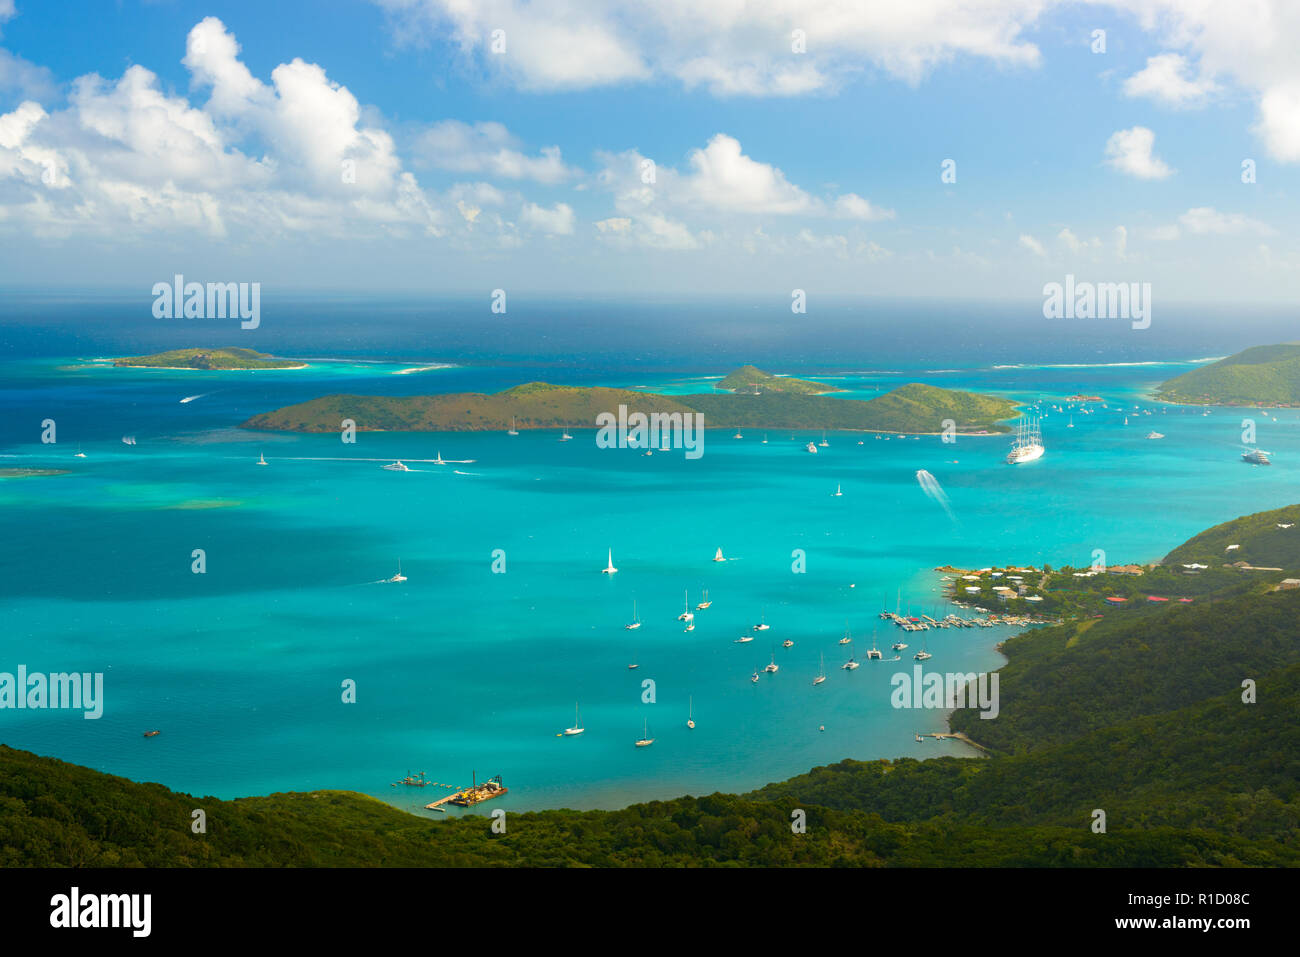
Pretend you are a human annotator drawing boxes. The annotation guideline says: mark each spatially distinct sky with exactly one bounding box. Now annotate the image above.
[0,0,1296,302]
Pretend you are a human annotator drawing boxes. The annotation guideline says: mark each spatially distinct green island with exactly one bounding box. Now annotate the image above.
[1156,342,1300,406]
[113,347,306,371]
[2,505,1297,867]
[241,372,1017,435]
[714,365,844,395]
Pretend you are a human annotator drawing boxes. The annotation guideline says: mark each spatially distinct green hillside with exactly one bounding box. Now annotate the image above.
[715,365,843,394]
[1163,503,1300,569]
[1156,343,1300,406]
[242,380,1017,434]
[114,347,303,370]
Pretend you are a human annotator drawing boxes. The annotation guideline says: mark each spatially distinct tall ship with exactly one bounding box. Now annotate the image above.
[1005,416,1044,464]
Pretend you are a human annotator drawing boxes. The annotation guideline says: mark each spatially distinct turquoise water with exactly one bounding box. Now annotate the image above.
[1,354,1296,816]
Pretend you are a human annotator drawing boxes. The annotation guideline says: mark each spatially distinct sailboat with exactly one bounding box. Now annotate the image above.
[687,696,695,730]
[818,431,829,448]
[256,452,267,466]
[433,451,447,466]
[563,703,584,736]
[751,669,760,683]
[387,560,407,583]
[677,591,694,622]
[763,652,779,673]
[866,634,883,660]
[601,549,618,574]
[782,638,794,648]
[74,444,86,458]
[813,653,826,686]
[1005,416,1044,464]
[752,611,770,632]
[635,718,654,747]
[1067,416,1074,429]
[832,483,843,497]
[627,653,639,670]
[507,416,519,436]
[762,433,769,444]
[559,431,573,442]
[842,654,859,670]
[625,600,642,630]
[713,547,726,563]
[838,623,852,645]
[913,640,932,661]
[695,589,712,610]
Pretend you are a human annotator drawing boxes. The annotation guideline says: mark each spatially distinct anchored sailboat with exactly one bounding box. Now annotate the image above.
[813,653,826,686]
[601,548,618,574]
[625,600,642,630]
[713,547,726,563]
[695,589,712,610]
[687,696,695,730]
[563,703,584,736]
[387,560,407,583]
[677,591,694,622]
[635,718,654,748]
[508,416,519,436]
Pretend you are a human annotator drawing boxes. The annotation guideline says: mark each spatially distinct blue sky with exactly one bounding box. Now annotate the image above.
[0,0,1295,301]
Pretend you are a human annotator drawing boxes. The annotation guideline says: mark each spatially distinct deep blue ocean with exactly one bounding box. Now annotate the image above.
[0,295,1294,813]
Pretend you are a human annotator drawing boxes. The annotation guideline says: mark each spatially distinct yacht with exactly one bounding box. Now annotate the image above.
[734,635,754,643]
[386,560,407,583]
[601,549,618,574]
[751,670,760,683]
[1242,448,1272,465]
[1146,431,1164,440]
[813,653,827,686]
[752,612,770,632]
[891,640,908,651]
[382,460,410,471]
[763,652,779,674]
[634,719,654,748]
[625,600,641,630]
[677,591,695,622]
[563,703,584,736]
[842,656,859,670]
[782,638,794,648]
[1005,416,1044,464]
[805,441,818,454]
[913,645,932,661]
[695,589,712,610]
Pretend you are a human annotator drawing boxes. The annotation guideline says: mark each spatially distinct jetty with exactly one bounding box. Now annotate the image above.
[426,772,508,810]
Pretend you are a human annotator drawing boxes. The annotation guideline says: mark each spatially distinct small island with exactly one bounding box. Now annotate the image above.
[242,369,1019,435]
[113,347,306,371]
[715,365,844,395]
[1156,343,1300,406]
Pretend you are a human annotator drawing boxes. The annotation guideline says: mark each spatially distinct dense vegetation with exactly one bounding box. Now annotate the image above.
[242,378,1018,434]
[715,365,843,394]
[1164,503,1300,569]
[4,506,1295,867]
[114,347,303,370]
[1156,342,1300,406]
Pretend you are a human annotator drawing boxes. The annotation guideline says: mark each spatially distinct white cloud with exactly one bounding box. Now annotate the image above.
[1018,233,1045,256]
[1057,227,1100,253]
[833,192,894,221]
[1114,225,1127,259]
[1177,206,1274,236]
[1104,126,1174,180]
[681,134,813,214]
[1123,53,1218,107]
[519,200,574,235]
[413,120,573,183]
[373,0,1047,94]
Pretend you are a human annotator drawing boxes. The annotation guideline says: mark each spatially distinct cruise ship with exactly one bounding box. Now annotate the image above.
[1242,448,1272,465]
[1005,417,1044,464]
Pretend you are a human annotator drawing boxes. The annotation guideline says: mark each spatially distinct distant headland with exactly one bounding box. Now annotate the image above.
[242,366,1018,435]
[113,348,307,371]
[1156,343,1300,407]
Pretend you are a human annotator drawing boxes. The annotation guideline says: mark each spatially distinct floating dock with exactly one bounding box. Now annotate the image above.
[426,772,508,810]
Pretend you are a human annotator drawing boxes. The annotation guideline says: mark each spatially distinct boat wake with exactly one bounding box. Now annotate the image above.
[915,469,956,521]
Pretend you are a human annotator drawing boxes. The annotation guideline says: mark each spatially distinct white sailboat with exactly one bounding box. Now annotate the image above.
[601,549,618,574]
[752,611,770,631]
[713,547,726,563]
[559,431,573,441]
[387,559,407,583]
[832,483,842,497]
[695,589,712,610]
[625,600,642,630]
[818,431,829,448]
[805,441,818,454]
[563,703,584,736]
[635,718,654,747]
[508,416,519,436]
[838,623,852,645]
[256,452,267,466]
[913,640,932,661]
[74,444,86,459]
[677,590,694,622]
[1005,416,1044,464]
[763,652,779,673]
[813,653,826,686]
[687,696,695,730]
[866,634,883,660]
